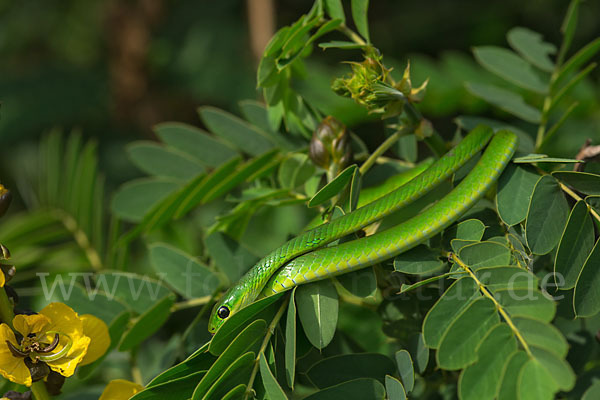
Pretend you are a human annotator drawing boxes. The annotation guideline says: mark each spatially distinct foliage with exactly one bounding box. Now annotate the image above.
[0,0,599,399]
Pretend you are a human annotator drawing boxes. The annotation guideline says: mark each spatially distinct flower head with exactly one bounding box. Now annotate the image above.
[0,302,110,386]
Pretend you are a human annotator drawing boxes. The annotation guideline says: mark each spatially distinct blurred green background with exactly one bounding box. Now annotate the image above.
[1,0,598,194]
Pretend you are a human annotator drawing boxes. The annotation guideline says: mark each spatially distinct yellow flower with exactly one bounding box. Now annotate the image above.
[0,302,110,386]
[99,379,144,400]
[0,268,4,287]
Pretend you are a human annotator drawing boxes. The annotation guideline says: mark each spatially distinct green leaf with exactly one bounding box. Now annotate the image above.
[529,346,575,391]
[458,241,512,270]
[498,351,529,400]
[397,134,417,163]
[518,359,558,400]
[437,297,499,370]
[493,288,556,322]
[259,352,288,400]
[154,122,238,167]
[131,371,205,400]
[210,295,282,355]
[127,141,205,180]
[199,106,276,156]
[202,149,281,204]
[454,116,535,154]
[198,352,255,400]
[57,283,128,326]
[513,154,583,163]
[507,27,556,72]
[552,171,600,195]
[445,219,486,241]
[119,294,175,351]
[423,278,481,348]
[296,279,339,349]
[554,201,594,289]
[573,239,600,317]
[394,245,444,275]
[198,320,267,394]
[472,46,548,93]
[149,243,220,298]
[512,317,568,358]
[475,266,538,292]
[111,178,180,222]
[319,41,367,50]
[525,175,570,255]
[348,166,362,212]
[350,0,370,42]
[174,156,241,218]
[458,324,517,400]
[558,0,580,64]
[337,267,377,297]
[204,232,259,284]
[94,272,173,315]
[583,380,600,400]
[555,37,600,90]
[496,164,540,226]
[308,164,357,207]
[395,350,414,393]
[408,333,429,374]
[450,239,478,253]
[465,82,541,123]
[221,384,246,400]
[148,343,216,387]
[304,378,385,400]
[385,375,406,400]
[278,153,316,189]
[285,288,297,389]
[307,353,395,388]
[324,0,345,23]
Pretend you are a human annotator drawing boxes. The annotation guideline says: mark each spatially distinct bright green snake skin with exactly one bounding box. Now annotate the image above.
[208,127,516,333]
[261,130,517,295]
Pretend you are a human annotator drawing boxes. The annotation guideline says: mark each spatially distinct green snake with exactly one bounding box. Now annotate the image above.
[208,127,518,333]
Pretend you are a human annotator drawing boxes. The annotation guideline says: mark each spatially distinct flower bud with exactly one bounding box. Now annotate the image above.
[309,117,352,170]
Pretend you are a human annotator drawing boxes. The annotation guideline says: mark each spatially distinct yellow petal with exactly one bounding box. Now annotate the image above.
[47,335,91,377]
[99,379,144,400]
[79,314,110,366]
[0,323,32,386]
[0,269,4,287]
[13,314,50,338]
[39,302,84,341]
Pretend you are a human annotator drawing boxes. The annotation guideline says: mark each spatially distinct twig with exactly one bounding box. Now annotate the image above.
[244,296,290,399]
[451,253,532,357]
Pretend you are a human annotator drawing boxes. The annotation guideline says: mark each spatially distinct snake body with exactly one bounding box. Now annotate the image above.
[208,127,517,333]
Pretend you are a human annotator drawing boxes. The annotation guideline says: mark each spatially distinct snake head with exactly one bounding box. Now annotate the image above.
[208,285,246,334]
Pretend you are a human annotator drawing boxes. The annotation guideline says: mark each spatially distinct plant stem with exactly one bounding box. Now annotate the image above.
[56,210,103,271]
[339,25,367,46]
[244,296,290,400]
[0,287,14,329]
[31,381,52,400]
[172,296,212,311]
[451,253,532,357]
[359,126,411,175]
[558,182,600,223]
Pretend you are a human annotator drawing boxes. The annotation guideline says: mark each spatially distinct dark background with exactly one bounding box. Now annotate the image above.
[1,0,598,184]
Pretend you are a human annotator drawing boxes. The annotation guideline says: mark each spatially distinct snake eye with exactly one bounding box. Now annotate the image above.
[217,306,230,319]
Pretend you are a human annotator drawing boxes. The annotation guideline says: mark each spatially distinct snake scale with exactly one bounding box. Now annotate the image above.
[208,126,518,333]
